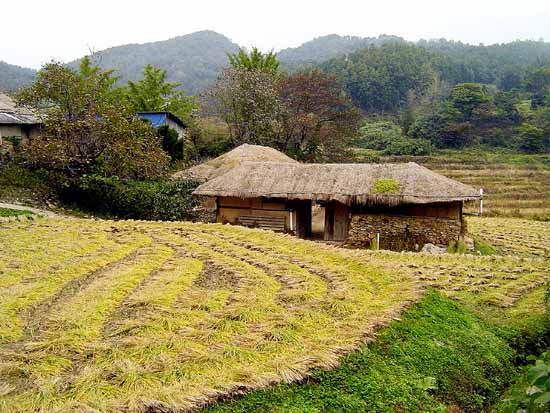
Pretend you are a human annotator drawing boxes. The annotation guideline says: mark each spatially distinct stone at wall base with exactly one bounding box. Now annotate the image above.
[421,243,447,255]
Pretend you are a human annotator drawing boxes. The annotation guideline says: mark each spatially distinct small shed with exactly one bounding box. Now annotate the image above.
[136,111,186,140]
[193,161,481,251]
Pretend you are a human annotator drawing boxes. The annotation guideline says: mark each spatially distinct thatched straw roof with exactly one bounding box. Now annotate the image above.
[0,93,40,125]
[172,144,298,181]
[193,161,481,206]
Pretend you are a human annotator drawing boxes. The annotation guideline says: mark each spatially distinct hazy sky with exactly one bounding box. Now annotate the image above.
[2,0,550,69]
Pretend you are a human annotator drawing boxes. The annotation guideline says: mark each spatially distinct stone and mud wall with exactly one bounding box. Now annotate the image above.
[345,214,464,251]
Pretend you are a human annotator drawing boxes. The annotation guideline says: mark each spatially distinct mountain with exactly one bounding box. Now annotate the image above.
[277,34,405,68]
[2,31,550,97]
[0,61,36,92]
[71,30,239,95]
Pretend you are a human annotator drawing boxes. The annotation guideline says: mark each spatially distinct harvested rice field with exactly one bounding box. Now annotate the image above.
[425,155,549,219]
[0,217,417,412]
[0,216,549,412]
[468,216,550,259]
[385,152,550,220]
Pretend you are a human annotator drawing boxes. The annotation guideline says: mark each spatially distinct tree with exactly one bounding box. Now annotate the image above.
[125,64,195,122]
[210,67,282,146]
[228,47,280,74]
[447,83,492,120]
[321,43,435,112]
[357,120,403,150]
[524,66,550,108]
[17,59,169,179]
[516,123,548,153]
[276,70,360,161]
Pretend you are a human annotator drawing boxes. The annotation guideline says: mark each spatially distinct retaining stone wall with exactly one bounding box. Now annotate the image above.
[345,214,463,251]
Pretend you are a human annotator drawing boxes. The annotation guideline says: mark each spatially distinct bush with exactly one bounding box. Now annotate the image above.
[383,138,433,155]
[62,175,201,221]
[357,120,403,150]
[158,125,183,161]
[516,123,549,154]
[357,120,433,156]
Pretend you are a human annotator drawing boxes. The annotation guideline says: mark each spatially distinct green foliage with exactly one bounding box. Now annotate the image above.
[373,178,400,194]
[0,208,33,217]
[357,120,403,149]
[322,43,435,112]
[501,352,550,412]
[474,239,497,256]
[446,240,467,254]
[210,67,281,146]
[211,68,360,161]
[228,47,280,74]
[516,124,548,154]
[524,66,550,108]
[125,64,195,122]
[0,164,54,202]
[203,292,516,413]
[448,83,492,119]
[277,70,360,161]
[16,59,169,180]
[63,175,201,221]
[157,125,183,161]
[383,137,433,156]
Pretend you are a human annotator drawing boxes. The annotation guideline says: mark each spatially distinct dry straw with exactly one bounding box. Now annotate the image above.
[193,161,481,206]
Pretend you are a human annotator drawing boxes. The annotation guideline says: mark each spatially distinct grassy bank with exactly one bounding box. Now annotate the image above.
[203,291,518,413]
[0,207,34,217]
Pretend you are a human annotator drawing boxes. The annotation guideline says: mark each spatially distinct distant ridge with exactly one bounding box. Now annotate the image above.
[1,31,550,94]
[69,30,240,95]
[0,61,36,92]
[277,34,405,68]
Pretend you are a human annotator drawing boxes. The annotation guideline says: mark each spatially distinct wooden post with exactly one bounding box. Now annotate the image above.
[479,188,484,216]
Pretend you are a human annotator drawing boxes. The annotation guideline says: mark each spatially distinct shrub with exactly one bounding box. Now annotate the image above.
[158,125,183,161]
[383,137,433,155]
[62,175,201,221]
[357,120,403,150]
[474,239,497,256]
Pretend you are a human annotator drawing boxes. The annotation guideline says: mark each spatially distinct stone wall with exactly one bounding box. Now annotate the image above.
[345,214,463,251]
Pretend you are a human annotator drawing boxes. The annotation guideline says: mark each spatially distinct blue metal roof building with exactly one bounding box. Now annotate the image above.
[136,111,186,139]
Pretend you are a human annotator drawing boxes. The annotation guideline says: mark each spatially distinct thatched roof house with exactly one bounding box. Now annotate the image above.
[194,161,479,206]
[194,160,481,251]
[172,143,297,181]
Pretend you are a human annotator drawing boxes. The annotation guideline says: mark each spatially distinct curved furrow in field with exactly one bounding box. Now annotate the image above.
[366,250,550,307]
[0,220,112,290]
[102,253,205,339]
[0,232,150,343]
[43,232,290,412]
[15,243,171,362]
[182,228,334,307]
[195,224,419,311]
[0,219,421,413]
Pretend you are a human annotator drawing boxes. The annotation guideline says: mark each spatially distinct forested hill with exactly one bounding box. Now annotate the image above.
[69,31,240,95]
[0,61,36,92]
[319,40,550,112]
[2,31,550,95]
[277,34,405,68]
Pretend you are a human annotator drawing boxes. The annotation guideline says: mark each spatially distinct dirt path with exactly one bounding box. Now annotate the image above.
[0,202,60,218]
